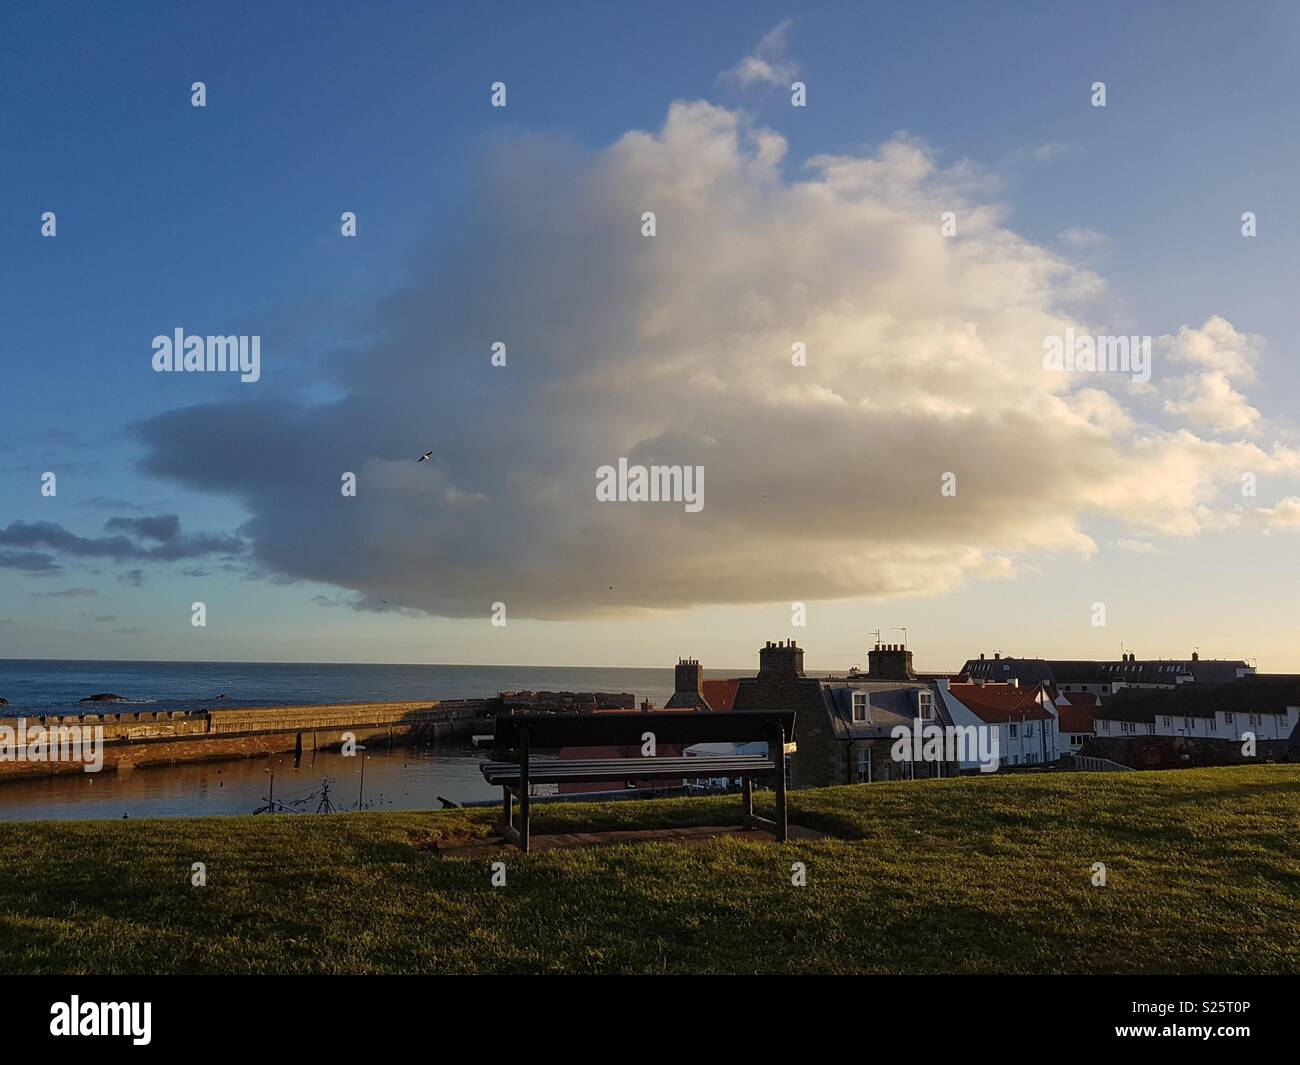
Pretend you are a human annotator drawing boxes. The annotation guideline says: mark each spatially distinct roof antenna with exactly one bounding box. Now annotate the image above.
[893,626,908,647]
[868,629,881,648]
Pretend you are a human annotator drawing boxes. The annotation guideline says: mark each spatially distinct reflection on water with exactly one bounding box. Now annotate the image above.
[0,745,501,822]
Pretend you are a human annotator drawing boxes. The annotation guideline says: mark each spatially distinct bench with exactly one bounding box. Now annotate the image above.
[480,709,795,851]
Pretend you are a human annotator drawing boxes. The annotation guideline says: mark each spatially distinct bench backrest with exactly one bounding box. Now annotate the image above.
[492,709,794,750]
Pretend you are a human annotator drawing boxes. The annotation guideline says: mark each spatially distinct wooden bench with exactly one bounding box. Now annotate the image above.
[480,709,795,851]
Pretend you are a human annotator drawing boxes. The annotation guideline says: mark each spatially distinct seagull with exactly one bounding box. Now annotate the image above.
[417,450,434,462]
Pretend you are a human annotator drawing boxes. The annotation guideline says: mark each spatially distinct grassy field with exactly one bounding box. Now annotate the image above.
[1,765,1297,974]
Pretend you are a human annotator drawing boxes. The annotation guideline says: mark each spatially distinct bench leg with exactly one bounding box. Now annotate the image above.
[501,785,512,831]
[519,784,530,853]
[519,729,531,854]
[774,752,788,844]
[742,777,753,819]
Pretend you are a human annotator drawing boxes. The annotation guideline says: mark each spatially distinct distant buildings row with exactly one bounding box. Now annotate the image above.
[656,641,1300,784]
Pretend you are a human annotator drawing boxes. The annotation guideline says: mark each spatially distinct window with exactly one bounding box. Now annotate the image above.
[1009,724,1018,738]
[1025,723,1034,737]
[1183,717,1192,731]
[1160,716,1171,728]
[1225,712,1234,724]
[918,690,934,720]
[1071,735,1083,746]
[851,691,869,723]
[856,748,869,783]
[1101,720,1111,733]
[1147,723,1156,735]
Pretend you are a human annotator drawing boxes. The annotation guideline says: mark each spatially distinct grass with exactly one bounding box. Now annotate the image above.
[1,765,1297,974]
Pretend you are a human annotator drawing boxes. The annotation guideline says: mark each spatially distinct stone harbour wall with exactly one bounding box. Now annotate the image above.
[0,699,499,781]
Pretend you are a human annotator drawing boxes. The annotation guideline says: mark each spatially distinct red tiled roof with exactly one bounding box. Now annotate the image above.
[948,683,1053,723]
[1057,705,1096,733]
[702,679,740,711]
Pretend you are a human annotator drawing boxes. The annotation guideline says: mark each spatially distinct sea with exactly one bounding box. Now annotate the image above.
[0,659,749,822]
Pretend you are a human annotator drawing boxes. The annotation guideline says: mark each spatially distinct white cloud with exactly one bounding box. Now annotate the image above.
[720,20,797,89]
[1161,317,1262,433]
[1058,226,1109,249]
[1164,315,1260,379]
[132,101,1300,619]
[1255,496,1300,530]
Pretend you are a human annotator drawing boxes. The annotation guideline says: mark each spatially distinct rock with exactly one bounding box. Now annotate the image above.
[0,698,8,706]
[79,693,128,704]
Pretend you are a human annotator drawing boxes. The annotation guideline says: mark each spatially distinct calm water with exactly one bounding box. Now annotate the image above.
[0,745,503,822]
[0,659,747,822]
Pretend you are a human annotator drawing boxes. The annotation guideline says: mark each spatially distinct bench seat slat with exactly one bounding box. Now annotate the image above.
[482,755,775,785]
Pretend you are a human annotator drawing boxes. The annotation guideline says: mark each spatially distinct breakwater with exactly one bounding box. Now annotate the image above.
[0,699,497,781]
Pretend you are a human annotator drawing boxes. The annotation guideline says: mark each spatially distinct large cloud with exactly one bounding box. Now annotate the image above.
[133,101,1300,619]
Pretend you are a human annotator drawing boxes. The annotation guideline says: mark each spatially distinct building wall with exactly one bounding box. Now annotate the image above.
[732,674,839,787]
[1095,708,1297,743]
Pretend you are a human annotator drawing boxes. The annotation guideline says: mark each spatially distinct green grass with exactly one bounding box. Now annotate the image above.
[1,765,1297,974]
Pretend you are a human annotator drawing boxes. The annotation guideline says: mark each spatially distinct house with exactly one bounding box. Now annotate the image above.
[729,640,829,787]
[1054,692,1099,753]
[729,639,958,786]
[960,652,1253,696]
[664,658,711,710]
[1088,675,1300,768]
[663,658,740,712]
[936,681,1061,770]
[820,682,958,782]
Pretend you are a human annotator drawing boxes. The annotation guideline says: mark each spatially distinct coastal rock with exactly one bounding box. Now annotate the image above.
[0,697,8,706]
[79,693,128,704]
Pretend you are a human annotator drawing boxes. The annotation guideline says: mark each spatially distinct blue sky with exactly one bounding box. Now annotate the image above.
[4,1,1300,669]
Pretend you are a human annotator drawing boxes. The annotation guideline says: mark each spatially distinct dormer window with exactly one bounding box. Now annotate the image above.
[918,691,933,720]
[851,691,869,723]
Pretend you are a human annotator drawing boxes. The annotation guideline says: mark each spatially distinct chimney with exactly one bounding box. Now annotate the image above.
[867,642,915,681]
[674,657,703,697]
[994,652,1001,660]
[1192,651,1199,661]
[758,639,805,681]
[979,652,985,660]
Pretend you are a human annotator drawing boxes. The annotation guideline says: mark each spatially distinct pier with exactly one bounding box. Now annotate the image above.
[0,699,497,781]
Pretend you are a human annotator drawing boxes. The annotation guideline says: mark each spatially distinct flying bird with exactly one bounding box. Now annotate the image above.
[417,450,434,462]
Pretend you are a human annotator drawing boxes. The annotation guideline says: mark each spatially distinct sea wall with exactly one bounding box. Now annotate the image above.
[0,699,499,781]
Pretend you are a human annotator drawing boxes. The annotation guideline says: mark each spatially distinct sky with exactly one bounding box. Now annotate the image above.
[3,1,1300,671]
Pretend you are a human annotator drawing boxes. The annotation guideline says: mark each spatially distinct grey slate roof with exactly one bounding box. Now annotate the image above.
[822,685,932,741]
[1097,675,1300,721]
[959,657,1251,687]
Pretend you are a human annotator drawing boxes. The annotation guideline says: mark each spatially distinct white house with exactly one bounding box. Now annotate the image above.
[936,681,1061,771]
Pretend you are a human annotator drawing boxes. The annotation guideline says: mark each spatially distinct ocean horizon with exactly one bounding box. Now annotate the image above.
[0,659,770,715]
